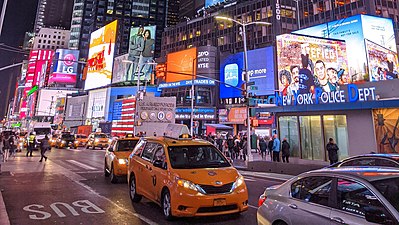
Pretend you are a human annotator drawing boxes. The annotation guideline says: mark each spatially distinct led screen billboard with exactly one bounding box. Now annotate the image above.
[85,20,117,90]
[293,14,396,82]
[127,25,156,82]
[205,0,226,7]
[166,48,197,82]
[276,34,348,95]
[365,39,399,81]
[112,54,129,83]
[49,49,80,85]
[36,89,77,116]
[219,47,275,98]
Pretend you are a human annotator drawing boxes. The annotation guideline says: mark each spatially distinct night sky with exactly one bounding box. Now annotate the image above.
[0,0,38,119]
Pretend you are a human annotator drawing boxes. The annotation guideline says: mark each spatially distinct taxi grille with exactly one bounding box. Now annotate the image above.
[197,205,237,213]
[199,182,234,194]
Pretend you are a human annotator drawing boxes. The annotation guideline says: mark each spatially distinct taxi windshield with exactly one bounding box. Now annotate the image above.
[95,134,108,138]
[371,177,399,212]
[117,140,138,152]
[168,145,230,169]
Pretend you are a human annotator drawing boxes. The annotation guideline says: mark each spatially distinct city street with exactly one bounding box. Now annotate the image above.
[0,147,285,225]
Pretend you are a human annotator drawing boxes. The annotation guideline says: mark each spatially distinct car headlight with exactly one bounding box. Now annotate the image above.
[231,175,245,191]
[118,158,127,165]
[61,140,66,144]
[177,179,205,194]
[108,139,112,143]
[74,140,79,144]
[18,143,23,147]
[95,138,99,143]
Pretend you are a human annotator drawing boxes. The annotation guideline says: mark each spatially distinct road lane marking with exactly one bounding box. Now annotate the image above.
[248,204,258,209]
[66,160,97,170]
[76,171,103,174]
[244,178,257,182]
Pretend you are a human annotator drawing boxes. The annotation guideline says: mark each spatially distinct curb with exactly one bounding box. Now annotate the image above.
[0,190,10,225]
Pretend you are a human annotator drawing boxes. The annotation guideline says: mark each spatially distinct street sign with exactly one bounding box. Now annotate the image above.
[248,86,258,90]
[247,81,255,86]
[27,85,38,96]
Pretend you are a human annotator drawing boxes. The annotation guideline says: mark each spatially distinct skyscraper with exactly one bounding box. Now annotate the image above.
[34,0,74,33]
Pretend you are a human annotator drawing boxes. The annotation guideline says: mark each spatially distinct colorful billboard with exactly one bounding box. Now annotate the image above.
[49,49,80,85]
[85,20,117,90]
[127,25,156,82]
[111,97,136,137]
[219,46,275,98]
[365,39,399,81]
[166,48,197,82]
[276,34,348,96]
[36,89,77,116]
[112,54,129,83]
[205,0,226,7]
[373,108,399,154]
[294,14,396,82]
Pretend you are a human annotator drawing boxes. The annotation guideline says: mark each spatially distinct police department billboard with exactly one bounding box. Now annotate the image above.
[219,46,275,98]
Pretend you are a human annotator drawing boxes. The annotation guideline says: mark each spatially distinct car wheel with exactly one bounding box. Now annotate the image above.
[274,221,288,225]
[101,147,103,150]
[129,174,142,203]
[92,146,95,150]
[110,165,118,184]
[86,145,89,149]
[162,190,174,220]
[104,160,110,177]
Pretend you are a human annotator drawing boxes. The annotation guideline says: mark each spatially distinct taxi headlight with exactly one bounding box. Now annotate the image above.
[118,159,127,165]
[94,138,99,143]
[231,175,245,191]
[74,140,79,144]
[18,143,23,147]
[108,139,112,143]
[61,140,66,144]
[177,179,205,194]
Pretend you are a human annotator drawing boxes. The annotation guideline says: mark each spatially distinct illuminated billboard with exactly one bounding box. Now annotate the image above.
[36,89,77,116]
[127,25,156,82]
[365,39,399,81]
[219,47,275,98]
[166,48,197,82]
[49,49,80,85]
[276,34,348,95]
[294,14,396,82]
[85,20,117,90]
[205,0,226,7]
[111,54,129,83]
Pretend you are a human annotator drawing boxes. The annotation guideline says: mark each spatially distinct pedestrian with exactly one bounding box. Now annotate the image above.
[234,136,241,160]
[240,137,247,161]
[272,134,281,162]
[227,135,235,159]
[39,135,50,162]
[281,137,290,163]
[268,136,274,161]
[326,137,339,165]
[8,133,16,159]
[27,132,36,157]
[3,134,10,162]
[258,137,268,160]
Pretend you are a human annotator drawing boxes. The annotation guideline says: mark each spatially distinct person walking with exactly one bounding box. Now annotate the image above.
[326,137,339,165]
[268,136,274,161]
[258,137,268,160]
[27,132,36,157]
[2,134,10,162]
[272,134,281,162]
[39,135,50,162]
[8,133,16,159]
[227,135,235,159]
[281,138,290,163]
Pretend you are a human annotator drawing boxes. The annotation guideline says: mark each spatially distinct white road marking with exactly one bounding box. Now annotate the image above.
[249,204,258,209]
[244,178,257,182]
[65,149,82,152]
[66,160,97,170]
[76,171,103,174]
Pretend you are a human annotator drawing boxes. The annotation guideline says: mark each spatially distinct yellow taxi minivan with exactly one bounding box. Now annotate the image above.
[86,132,110,149]
[127,124,248,220]
[104,134,140,183]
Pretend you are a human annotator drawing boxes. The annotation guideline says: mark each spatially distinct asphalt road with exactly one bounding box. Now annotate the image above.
[0,147,284,225]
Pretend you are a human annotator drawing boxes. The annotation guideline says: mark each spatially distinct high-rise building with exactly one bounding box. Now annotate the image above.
[166,0,180,27]
[34,0,74,33]
[33,28,70,50]
[69,0,168,60]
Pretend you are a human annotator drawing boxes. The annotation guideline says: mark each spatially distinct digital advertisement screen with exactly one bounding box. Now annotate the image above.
[166,48,197,82]
[36,89,77,116]
[111,54,129,84]
[365,39,399,81]
[276,34,348,95]
[219,47,275,98]
[85,20,117,90]
[127,25,157,82]
[294,14,396,82]
[49,49,80,85]
[205,0,226,7]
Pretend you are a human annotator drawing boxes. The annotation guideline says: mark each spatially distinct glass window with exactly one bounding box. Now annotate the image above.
[336,179,389,217]
[323,115,349,160]
[371,178,399,212]
[116,140,138,152]
[279,116,300,157]
[132,140,146,156]
[300,116,324,160]
[142,142,157,161]
[291,176,332,207]
[341,158,399,167]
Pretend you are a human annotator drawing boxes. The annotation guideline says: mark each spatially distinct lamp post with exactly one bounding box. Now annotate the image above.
[190,58,197,137]
[293,0,301,29]
[215,16,271,162]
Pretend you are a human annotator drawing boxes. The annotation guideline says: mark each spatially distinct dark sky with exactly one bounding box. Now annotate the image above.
[0,0,38,119]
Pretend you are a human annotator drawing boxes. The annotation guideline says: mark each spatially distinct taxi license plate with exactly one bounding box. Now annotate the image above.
[213,199,226,207]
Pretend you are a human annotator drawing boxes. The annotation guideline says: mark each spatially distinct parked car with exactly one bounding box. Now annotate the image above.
[86,132,110,150]
[330,154,399,168]
[257,167,399,225]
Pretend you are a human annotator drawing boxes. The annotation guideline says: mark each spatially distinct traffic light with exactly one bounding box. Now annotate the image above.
[240,83,247,96]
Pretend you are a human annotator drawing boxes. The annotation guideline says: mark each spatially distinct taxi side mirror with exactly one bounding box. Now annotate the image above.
[153,160,165,169]
[108,147,114,152]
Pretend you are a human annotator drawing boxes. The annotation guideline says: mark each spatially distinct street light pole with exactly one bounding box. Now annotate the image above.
[190,58,196,137]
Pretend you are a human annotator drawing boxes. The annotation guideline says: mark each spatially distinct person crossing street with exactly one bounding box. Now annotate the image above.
[27,132,36,157]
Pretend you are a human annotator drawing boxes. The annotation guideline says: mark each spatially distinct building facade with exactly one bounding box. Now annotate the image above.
[33,28,70,50]
[34,0,74,33]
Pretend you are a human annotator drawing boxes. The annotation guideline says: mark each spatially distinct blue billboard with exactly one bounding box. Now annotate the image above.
[293,14,396,82]
[205,0,226,7]
[219,46,275,98]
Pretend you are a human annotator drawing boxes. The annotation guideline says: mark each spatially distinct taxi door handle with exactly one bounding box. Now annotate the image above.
[145,165,152,171]
[331,217,344,224]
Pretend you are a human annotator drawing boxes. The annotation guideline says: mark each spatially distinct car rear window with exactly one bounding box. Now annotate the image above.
[117,140,139,152]
[371,177,399,212]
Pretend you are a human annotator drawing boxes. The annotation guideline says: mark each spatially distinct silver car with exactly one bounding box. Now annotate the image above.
[257,167,399,225]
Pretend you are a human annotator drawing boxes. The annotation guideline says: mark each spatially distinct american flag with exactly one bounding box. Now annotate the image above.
[111,97,136,137]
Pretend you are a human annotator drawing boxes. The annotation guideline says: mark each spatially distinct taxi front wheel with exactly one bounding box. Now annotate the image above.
[129,174,142,203]
[110,165,118,184]
[104,160,110,177]
[162,190,174,221]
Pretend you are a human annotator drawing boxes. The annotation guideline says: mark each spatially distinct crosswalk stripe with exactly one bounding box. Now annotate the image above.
[66,160,97,170]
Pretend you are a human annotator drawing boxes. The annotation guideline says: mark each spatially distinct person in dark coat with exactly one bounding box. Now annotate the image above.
[267,136,274,161]
[326,137,339,165]
[227,135,235,159]
[39,135,50,162]
[281,138,290,163]
[259,137,268,160]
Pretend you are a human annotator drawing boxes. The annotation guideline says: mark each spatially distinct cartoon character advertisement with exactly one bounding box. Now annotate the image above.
[365,39,399,82]
[374,109,399,153]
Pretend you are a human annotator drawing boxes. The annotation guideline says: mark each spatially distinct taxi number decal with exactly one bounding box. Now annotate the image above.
[213,199,226,207]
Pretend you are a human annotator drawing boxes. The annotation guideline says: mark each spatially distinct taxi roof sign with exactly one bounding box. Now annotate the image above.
[164,124,191,139]
[125,133,135,138]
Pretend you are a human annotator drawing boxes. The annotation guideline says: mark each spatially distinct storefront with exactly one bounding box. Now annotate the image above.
[175,107,217,135]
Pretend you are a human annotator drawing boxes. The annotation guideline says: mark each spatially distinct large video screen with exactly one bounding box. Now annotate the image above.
[205,0,226,7]
[219,47,275,98]
[365,39,399,81]
[49,49,80,85]
[294,14,396,82]
[126,25,156,82]
[276,34,348,95]
[166,48,197,82]
[85,20,117,90]
[111,54,129,84]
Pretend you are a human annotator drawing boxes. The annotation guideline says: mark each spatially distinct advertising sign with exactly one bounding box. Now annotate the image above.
[85,20,117,90]
[127,25,157,82]
[373,108,399,154]
[365,39,399,82]
[205,0,226,7]
[111,54,129,83]
[276,34,348,97]
[86,88,109,119]
[158,79,215,90]
[220,46,275,98]
[166,48,197,82]
[175,108,216,120]
[49,49,80,84]
[293,14,396,82]
[36,89,77,116]
[196,46,218,79]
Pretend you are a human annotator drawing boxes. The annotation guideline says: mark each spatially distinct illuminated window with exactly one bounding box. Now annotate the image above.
[189,33,193,39]
[195,30,200,36]
[182,35,187,41]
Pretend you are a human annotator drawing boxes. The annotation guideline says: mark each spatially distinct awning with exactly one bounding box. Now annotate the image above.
[204,124,234,129]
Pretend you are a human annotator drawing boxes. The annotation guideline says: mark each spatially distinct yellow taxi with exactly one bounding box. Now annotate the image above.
[74,134,89,147]
[49,134,58,147]
[127,124,248,220]
[86,132,110,150]
[104,134,140,183]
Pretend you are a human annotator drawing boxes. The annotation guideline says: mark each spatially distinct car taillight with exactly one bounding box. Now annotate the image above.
[258,194,267,207]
